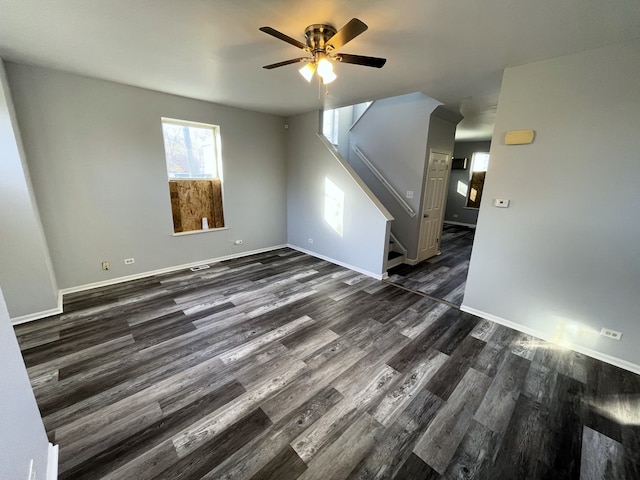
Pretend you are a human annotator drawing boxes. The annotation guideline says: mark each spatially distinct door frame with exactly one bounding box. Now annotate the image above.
[416,148,452,262]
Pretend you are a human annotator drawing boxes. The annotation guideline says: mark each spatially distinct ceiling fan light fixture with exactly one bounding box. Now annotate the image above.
[299,62,316,82]
[321,70,337,84]
[316,58,333,77]
[260,19,385,88]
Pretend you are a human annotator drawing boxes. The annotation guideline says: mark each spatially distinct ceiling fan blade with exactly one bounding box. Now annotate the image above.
[263,58,309,69]
[259,26,307,50]
[326,18,368,51]
[336,53,386,68]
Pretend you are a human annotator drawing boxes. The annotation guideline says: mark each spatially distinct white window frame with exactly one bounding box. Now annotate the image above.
[161,117,223,181]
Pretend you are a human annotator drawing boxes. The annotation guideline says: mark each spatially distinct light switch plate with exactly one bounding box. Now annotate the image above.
[494,198,510,208]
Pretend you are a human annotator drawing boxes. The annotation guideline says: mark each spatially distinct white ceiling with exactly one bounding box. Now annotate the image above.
[1,0,639,141]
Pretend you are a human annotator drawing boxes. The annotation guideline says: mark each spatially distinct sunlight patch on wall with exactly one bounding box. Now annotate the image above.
[550,317,599,350]
[324,177,344,236]
[457,180,468,197]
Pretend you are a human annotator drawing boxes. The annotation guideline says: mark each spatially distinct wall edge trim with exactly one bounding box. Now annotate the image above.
[460,304,640,376]
[47,442,59,480]
[287,244,385,280]
[11,305,63,325]
[11,245,287,324]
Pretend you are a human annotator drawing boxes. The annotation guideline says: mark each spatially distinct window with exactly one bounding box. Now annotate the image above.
[322,109,339,145]
[465,152,490,209]
[161,118,225,233]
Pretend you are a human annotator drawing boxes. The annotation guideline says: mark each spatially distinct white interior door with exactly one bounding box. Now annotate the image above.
[418,149,451,261]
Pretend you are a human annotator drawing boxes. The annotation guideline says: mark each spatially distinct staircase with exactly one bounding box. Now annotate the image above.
[387,232,407,269]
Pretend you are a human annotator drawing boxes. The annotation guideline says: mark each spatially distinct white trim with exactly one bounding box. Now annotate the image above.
[11,245,286,324]
[11,303,63,325]
[172,226,228,237]
[403,257,420,266]
[352,144,417,218]
[47,443,58,480]
[287,244,385,280]
[460,305,640,376]
[389,231,408,255]
[316,134,393,221]
[443,221,477,228]
[348,101,374,131]
[60,245,287,296]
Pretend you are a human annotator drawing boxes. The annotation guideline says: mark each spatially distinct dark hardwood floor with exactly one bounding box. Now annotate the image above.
[387,224,475,306]
[15,248,640,479]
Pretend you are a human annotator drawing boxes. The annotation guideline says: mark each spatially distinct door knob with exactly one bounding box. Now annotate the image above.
[423,214,429,218]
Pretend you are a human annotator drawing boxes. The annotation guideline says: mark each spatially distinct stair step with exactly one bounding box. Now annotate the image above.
[387,252,405,269]
[388,250,403,261]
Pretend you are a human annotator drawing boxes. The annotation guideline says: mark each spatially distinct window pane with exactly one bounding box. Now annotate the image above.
[162,120,218,179]
[322,109,339,145]
[465,152,490,209]
[471,152,490,172]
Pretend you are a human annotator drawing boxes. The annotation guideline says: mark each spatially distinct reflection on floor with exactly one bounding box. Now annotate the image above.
[387,224,475,306]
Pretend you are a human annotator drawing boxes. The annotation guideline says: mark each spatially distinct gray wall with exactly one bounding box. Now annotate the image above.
[348,93,441,259]
[0,61,58,318]
[7,63,287,290]
[0,289,51,479]
[287,111,391,277]
[463,40,640,368]
[444,141,491,225]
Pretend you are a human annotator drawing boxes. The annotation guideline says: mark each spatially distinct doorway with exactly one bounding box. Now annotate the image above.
[387,141,490,307]
[417,149,451,262]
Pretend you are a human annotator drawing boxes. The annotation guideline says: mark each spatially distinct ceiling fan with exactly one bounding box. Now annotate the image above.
[259,18,386,84]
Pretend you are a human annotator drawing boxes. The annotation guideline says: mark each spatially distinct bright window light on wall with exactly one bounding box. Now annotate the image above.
[324,177,344,236]
[322,109,339,145]
[457,181,468,197]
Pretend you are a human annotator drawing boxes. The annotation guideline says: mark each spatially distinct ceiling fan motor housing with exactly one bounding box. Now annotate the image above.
[304,24,337,53]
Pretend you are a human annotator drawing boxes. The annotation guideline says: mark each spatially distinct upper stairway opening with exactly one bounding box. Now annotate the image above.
[322,93,462,272]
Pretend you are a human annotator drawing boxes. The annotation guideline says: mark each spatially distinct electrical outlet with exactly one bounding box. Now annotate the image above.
[600,327,622,340]
[234,240,243,245]
[406,191,414,199]
[124,258,135,265]
[101,261,110,270]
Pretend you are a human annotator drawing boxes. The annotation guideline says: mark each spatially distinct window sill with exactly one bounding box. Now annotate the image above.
[172,227,228,237]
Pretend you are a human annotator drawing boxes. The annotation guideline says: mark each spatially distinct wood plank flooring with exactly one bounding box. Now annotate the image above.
[387,224,475,306]
[14,248,640,479]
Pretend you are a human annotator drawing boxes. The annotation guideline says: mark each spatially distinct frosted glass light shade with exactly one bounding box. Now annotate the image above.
[317,58,333,77]
[299,63,316,82]
[321,71,337,84]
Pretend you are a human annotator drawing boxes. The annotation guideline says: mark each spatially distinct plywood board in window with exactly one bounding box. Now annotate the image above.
[168,180,224,233]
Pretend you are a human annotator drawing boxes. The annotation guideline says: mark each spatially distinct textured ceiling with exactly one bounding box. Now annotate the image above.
[1,0,639,140]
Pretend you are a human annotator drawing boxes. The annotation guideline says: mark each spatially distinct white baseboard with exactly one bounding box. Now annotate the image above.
[12,245,287,325]
[444,221,477,228]
[11,304,63,325]
[59,245,287,296]
[287,244,386,280]
[460,304,640,376]
[47,443,58,480]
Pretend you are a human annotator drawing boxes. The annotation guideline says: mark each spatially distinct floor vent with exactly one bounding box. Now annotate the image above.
[190,264,211,272]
